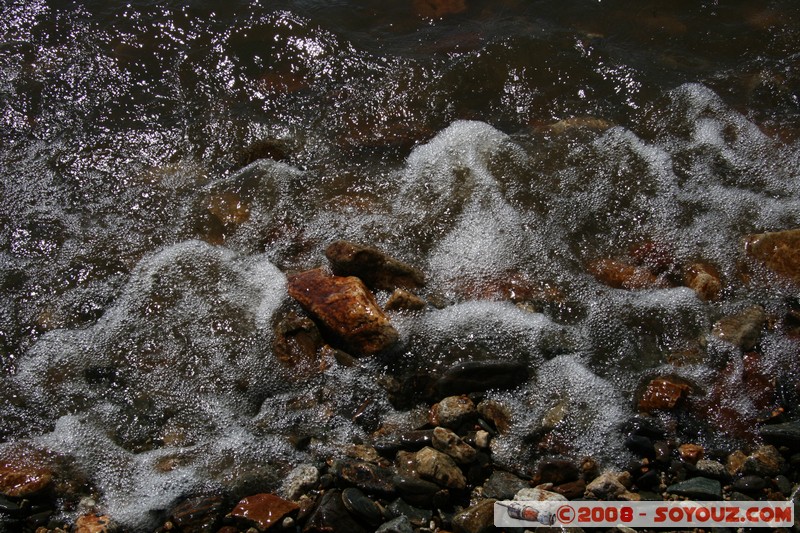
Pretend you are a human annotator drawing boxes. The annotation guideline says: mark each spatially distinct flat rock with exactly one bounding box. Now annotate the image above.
[665,476,722,500]
[432,426,476,464]
[759,420,800,446]
[414,446,466,490]
[287,268,399,355]
[744,228,800,284]
[637,377,690,413]
[451,498,496,533]
[435,361,529,398]
[712,306,766,351]
[325,240,425,291]
[482,471,528,500]
[230,493,299,531]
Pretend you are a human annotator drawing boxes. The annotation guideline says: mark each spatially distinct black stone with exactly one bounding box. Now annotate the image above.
[392,475,439,508]
[666,477,722,500]
[385,498,432,527]
[759,420,800,446]
[482,471,529,500]
[435,361,529,398]
[374,430,435,456]
[170,495,224,533]
[342,487,382,526]
[732,475,767,493]
[625,434,656,458]
[635,469,660,490]
[533,457,579,485]
[304,490,367,533]
[621,415,667,440]
[332,459,396,496]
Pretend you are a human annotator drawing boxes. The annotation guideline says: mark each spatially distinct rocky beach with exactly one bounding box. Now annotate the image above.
[2,1,800,532]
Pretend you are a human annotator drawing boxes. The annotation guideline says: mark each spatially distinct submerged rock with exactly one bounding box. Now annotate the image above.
[230,493,299,531]
[637,377,690,413]
[287,268,399,355]
[712,305,766,350]
[331,458,396,496]
[683,262,722,301]
[482,471,528,500]
[325,240,425,292]
[304,489,367,533]
[435,361,530,398]
[272,312,326,376]
[587,258,669,290]
[744,228,800,284]
[169,495,224,533]
[0,446,53,498]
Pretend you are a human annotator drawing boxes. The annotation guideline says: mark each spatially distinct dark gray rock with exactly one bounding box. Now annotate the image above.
[732,475,766,493]
[304,490,367,533]
[760,421,800,446]
[376,515,415,533]
[385,498,432,527]
[482,471,529,500]
[342,487,382,526]
[451,499,497,533]
[331,459,396,496]
[435,361,529,398]
[666,477,722,500]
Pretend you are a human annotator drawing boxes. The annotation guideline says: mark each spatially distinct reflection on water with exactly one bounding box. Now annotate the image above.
[1,0,800,528]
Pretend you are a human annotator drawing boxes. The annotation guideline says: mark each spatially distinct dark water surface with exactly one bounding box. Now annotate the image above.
[2,0,800,528]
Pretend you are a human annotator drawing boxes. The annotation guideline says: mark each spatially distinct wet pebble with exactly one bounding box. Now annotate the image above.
[73,513,116,533]
[391,474,440,508]
[376,514,414,533]
[759,420,800,447]
[476,399,511,433]
[732,475,767,493]
[414,447,467,490]
[637,377,690,413]
[432,427,477,464]
[325,240,425,292]
[304,489,367,533]
[482,471,529,500]
[678,443,704,464]
[385,498,432,526]
[332,458,396,496]
[625,434,655,458]
[0,448,54,498]
[683,262,722,301]
[279,464,319,501]
[553,478,587,499]
[451,498,496,533]
[532,457,580,485]
[694,459,729,480]
[229,493,299,531]
[742,445,785,477]
[514,487,567,502]
[430,396,476,429]
[374,430,434,456]
[474,430,490,449]
[341,487,382,526]
[585,471,629,499]
[169,495,224,533]
[665,476,722,500]
[385,288,427,311]
[435,361,529,398]
[711,305,766,351]
[744,228,800,284]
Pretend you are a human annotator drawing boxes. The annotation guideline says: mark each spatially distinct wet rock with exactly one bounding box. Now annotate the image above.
[474,430,490,449]
[230,493,299,531]
[303,490,367,533]
[0,446,53,498]
[683,262,722,301]
[727,450,748,476]
[375,430,435,456]
[385,498,433,526]
[432,427,477,464]
[435,361,529,398]
[625,435,655,458]
[272,312,325,376]
[73,513,116,533]
[287,268,399,355]
[451,498,496,533]
[678,443,704,464]
[540,398,570,432]
[482,471,529,500]
[553,478,587,499]
[637,377,690,413]
[412,0,467,19]
[774,475,792,496]
[587,258,669,290]
[430,396,476,429]
[279,464,319,501]
[759,420,800,446]
[694,459,728,480]
[744,228,800,284]
[665,477,722,500]
[325,240,425,292]
[712,306,766,351]
[376,515,415,533]
[585,471,628,500]
[732,475,766,493]
[450,270,563,305]
[385,289,426,312]
[341,487,382,526]
[414,447,467,490]
[476,399,511,433]
[544,116,614,135]
[331,459,396,496]
[391,475,440,508]
[169,495,224,533]
[514,487,567,502]
[532,458,580,486]
[742,445,785,477]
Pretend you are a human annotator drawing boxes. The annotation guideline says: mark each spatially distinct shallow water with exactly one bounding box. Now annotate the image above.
[1,0,800,529]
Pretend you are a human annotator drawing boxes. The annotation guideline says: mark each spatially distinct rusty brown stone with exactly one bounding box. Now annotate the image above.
[587,259,669,290]
[450,270,564,304]
[287,268,399,356]
[678,443,704,465]
[637,378,690,413]
[712,305,766,351]
[0,445,54,498]
[206,192,250,226]
[385,288,427,312]
[745,228,800,284]
[324,240,425,291]
[230,493,299,531]
[683,262,722,301]
[73,513,116,533]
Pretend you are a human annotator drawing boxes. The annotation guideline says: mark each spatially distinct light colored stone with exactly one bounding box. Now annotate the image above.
[279,464,319,501]
[585,471,627,499]
[513,487,567,502]
[414,446,466,489]
[432,427,477,464]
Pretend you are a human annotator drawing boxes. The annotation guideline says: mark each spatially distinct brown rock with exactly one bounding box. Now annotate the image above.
[0,445,53,498]
[430,395,476,428]
[385,288,426,312]
[272,312,325,375]
[712,306,766,350]
[743,445,785,477]
[532,458,579,486]
[451,498,496,533]
[170,495,224,532]
[745,228,800,284]
[476,399,511,433]
[553,478,586,499]
[683,262,722,301]
[73,514,116,533]
[450,270,564,305]
[206,192,250,226]
[678,443,704,465]
[287,268,399,355]
[415,446,467,489]
[637,378,690,413]
[587,259,669,290]
[630,240,675,274]
[325,240,425,291]
[727,450,748,476]
[432,427,477,464]
[230,493,299,531]
[585,471,627,499]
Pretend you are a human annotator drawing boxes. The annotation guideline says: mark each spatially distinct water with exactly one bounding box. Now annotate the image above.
[1,0,800,529]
